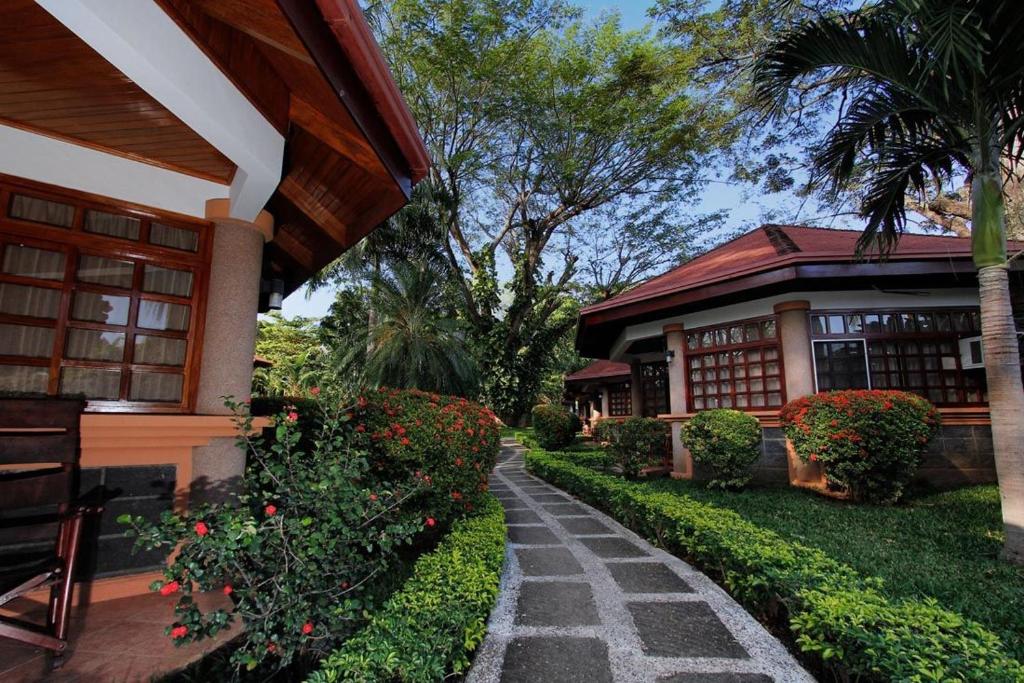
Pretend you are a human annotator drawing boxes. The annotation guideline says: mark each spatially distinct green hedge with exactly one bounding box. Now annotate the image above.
[309,496,506,682]
[525,450,1024,682]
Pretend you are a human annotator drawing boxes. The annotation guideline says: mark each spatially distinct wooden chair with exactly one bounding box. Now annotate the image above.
[0,398,93,668]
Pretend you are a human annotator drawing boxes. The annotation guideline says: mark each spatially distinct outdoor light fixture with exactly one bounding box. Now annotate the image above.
[263,278,285,310]
[665,349,675,365]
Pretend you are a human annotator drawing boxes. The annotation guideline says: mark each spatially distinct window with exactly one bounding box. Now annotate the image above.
[640,361,670,417]
[608,382,632,416]
[685,317,784,410]
[809,308,985,404]
[0,179,209,411]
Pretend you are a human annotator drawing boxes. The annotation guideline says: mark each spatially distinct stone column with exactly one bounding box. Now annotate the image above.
[773,300,821,485]
[663,324,691,477]
[629,361,644,417]
[600,386,611,418]
[191,199,273,503]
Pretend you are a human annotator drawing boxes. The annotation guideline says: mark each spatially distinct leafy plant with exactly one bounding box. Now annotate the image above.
[593,417,668,478]
[531,404,578,450]
[309,496,506,682]
[682,409,762,489]
[780,390,940,503]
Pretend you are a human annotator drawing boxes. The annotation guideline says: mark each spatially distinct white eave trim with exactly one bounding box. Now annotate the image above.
[36,0,284,222]
[0,124,228,218]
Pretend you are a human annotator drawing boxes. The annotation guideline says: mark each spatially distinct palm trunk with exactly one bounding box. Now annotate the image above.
[973,169,1024,564]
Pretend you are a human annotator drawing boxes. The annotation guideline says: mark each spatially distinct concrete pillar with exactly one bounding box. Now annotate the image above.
[629,361,643,417]
[773,300,815,400]
[191,200,273,503]
[600,387,611,418]
[663,323,691,477]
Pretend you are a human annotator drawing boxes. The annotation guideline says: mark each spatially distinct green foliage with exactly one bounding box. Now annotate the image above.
[120,390,500,674]
[531,404,577,450]
[252,313,328,398]
[525,449,1024,682]
[682,409,762,489]
[309,496,506,683]
[780,390,940,503]
[592,417,668,478]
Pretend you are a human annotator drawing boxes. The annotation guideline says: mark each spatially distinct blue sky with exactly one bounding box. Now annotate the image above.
[280,0,835,318]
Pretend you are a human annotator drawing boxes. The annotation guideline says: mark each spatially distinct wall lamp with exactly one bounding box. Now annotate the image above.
[664,349,675,365]
[261,278,286,311]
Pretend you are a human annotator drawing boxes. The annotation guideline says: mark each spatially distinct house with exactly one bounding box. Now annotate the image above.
[574,224,1024,487]
[0,0,427,603]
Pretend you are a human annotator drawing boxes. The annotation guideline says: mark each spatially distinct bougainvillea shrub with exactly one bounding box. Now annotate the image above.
[780,390,940,503]
[682,409,762,489]
[120,389,500,674]
[531,404,578,450]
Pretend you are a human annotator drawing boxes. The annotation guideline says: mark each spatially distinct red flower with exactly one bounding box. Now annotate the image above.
[454,457,463,466]
[357,396,368,408]
[267,642,277,654]
[809,454,819,462]
[341,581,350,589]
[302,622,314,635]
[194,521,209,537]
[356,424,366,433]
[159,580,180,597]
[310,386,321,396]
[170,625,188,639]
[369,493,378,501]
[287,411,299,422]
[222,584,233,596]
[265,504,278,516]
[425,517,436,527]
[400,437,411,446]
[451,491,462,501]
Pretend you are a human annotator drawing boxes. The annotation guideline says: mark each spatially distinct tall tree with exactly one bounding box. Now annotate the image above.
[752,0,1024,562]
[253,314,328,397]
[375,0,727,422]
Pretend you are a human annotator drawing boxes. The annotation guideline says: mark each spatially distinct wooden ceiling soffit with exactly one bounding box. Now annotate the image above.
[269,225,317,272]
[290,97,388,180]
[276,0,414,199]
[182,0,313,65]
[277,175,350,247]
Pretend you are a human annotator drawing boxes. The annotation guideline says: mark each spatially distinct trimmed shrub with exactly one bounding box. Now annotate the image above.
[531,404,577,450]
[682,409,762,489]
[593,417,668,478]
[780,390,940,503]
[309,496,506,682]
[524,449,1024,682]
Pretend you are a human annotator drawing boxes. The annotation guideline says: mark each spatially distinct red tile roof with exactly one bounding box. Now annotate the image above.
[583,224,1018,316]
[565,360,630,382]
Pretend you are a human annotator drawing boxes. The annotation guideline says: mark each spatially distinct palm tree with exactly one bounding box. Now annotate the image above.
[752,0,1024,562]
[338,261,478,396]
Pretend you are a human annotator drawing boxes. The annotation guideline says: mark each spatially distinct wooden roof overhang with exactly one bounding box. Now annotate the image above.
[577,256,1015,358]
[0,0,429,295]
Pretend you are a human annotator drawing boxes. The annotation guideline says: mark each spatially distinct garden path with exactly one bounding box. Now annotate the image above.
[467,440,813,683]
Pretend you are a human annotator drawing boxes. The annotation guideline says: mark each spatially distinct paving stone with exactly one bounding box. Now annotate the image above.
[515,548,584,576]
[514,582,600,626]
[501,637,612,683]
[504,509,543,525]
[660,674,772,683]
[507,525,561,545]
[628,602,748,659]
[542,502,590,516]
[529,493,571,503]
[607,562,693,593]
[579,536,648,558]
[557,517,613,535]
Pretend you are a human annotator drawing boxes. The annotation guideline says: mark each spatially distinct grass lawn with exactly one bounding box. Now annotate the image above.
[559,444,1024,660]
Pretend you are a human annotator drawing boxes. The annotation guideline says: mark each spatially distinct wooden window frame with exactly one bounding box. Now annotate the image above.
[0,174,211,413]
[640,361,669,417]
[684,315,786,411]
[607,381,632,416]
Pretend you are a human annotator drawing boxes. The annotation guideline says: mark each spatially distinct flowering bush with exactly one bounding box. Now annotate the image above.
[531,404,578,450]
[120,389,500,674]
[682,409,762,489]
[780,390,940,503]
[593,417,668,478]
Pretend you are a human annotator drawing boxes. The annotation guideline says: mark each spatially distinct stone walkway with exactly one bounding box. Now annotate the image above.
[468,441,813,683]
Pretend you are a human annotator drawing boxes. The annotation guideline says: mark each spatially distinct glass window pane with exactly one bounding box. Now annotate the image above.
[746,349,761,363]
[846,315,863,333]
[0,324,54,357]
[136,300,190,331]
[143,265,193,297]
[827,315,846,334]
[70,291,130,326]
[916,312,934,332]
[129,371,182,402]
[863,314,881,333]
[150,221,199,252]
[735,394,748,407]
[65,328,125,362]
[897,313,916,332]
[60,366,121,400]
[84,210,140,240]
[701,331,713,348]
[2,244,65,280]
[0,365,50,393]
[767,392,783,407]
[762,319,776,339]
[744,323,760,342]
[811,315,827,335]
[951,311,971,331]
[751,394,765,407]
[0,283,61,318]
[78,254,134,289]
[729,326,744,344]
[134,335,186,366]
[934,312,951,332]
[687,334,699,351]
[766,377,781,391]
[9,194,74,227]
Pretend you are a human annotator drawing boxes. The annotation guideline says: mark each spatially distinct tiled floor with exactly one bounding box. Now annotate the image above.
[468,441,813,683]
[0,591,236,682]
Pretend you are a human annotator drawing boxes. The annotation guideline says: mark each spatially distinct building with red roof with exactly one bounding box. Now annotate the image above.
[573,224,1024,486]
